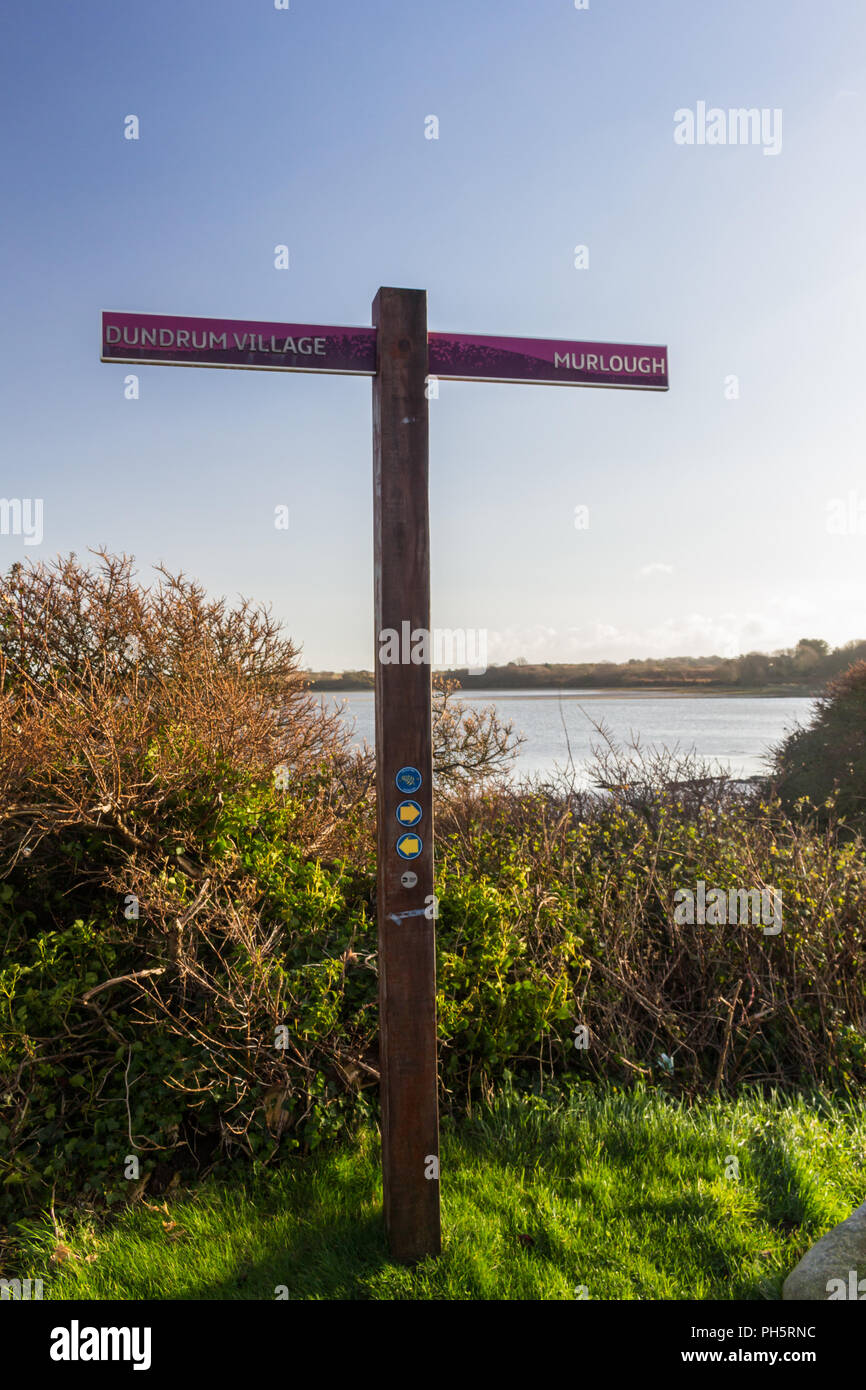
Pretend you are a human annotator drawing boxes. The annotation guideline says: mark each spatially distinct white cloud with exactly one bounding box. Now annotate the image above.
[638,562,674,578]
[484,609,829,666]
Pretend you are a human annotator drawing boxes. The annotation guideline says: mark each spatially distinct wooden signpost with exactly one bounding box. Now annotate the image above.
[101,293,668,1264]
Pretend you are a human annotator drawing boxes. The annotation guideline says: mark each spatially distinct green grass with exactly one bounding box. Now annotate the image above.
[9,1085,866,1301]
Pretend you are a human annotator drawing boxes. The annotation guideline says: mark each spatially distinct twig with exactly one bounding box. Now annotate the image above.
[82,967,166,1004]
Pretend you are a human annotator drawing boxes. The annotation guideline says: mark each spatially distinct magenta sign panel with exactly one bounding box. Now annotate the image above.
[428,332,668,390]
[102,312,668,390]
[101,311,378,375]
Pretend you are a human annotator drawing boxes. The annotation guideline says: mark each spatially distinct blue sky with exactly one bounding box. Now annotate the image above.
[2,0,865,669]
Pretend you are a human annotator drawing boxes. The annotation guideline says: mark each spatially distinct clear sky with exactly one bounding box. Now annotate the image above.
[2,0,864,670]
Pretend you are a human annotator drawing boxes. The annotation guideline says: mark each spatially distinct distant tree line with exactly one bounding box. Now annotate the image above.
[304,637,866,692]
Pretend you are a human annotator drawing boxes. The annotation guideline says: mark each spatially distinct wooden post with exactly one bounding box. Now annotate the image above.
[372,286,441,1262]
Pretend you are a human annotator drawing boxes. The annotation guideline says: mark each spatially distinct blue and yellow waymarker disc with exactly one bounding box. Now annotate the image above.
[396,832,423,859]
[395,766,422,794]
[396,799,423,827]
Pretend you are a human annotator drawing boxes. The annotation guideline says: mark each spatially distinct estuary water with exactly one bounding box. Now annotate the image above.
[321,689,815,786]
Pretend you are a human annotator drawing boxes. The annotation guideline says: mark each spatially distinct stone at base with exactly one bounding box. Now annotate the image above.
[783,1200,866,1300]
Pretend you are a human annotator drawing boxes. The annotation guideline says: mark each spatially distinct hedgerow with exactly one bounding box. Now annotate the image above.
[1,553,865,1240]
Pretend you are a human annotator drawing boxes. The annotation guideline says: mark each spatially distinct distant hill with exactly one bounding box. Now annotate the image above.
[303,638,866,693]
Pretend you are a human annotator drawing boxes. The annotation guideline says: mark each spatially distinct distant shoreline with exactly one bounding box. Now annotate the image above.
[442,687,817,701]
[303,641,864,696]
[308,682,818,700]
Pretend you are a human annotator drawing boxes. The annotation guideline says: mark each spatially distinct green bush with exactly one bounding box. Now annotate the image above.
[5,772,866,1237]
[771,661,866,831]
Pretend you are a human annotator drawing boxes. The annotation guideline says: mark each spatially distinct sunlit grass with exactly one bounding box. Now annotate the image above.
[11,1085,865,1301]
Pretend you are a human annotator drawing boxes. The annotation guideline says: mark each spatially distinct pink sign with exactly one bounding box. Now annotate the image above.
[428,331,668,390]
[101,311,377,375]
[102,312,668,390]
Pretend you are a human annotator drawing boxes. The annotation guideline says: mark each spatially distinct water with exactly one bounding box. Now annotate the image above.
[321,688,815,786]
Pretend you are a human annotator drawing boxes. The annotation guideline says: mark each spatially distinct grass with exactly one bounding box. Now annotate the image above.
[9,1084,866,1301]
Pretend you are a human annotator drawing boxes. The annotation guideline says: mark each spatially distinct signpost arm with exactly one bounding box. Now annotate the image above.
[372,286,441,1263]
